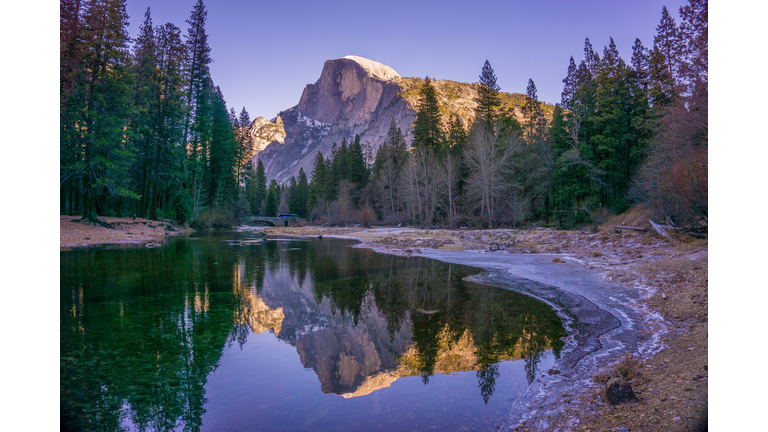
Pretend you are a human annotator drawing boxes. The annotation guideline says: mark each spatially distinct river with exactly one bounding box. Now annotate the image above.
[61,231,573,431]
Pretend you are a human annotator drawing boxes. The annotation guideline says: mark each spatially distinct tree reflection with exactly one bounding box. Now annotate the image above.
[477,363,500,404]
[61,237,248,432]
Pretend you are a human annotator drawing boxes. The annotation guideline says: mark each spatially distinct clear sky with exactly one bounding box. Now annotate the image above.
[125,0,688,120]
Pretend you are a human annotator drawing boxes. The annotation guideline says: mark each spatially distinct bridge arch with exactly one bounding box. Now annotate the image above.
[243,216,303,227]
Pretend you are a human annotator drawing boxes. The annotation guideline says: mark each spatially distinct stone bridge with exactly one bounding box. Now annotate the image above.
[243,216,304,227]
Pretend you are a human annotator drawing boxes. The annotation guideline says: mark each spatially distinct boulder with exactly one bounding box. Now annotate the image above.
[605,376,638,405]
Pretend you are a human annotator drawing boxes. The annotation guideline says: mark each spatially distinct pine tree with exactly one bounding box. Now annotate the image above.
[288,176,299,214]
[131,8,158,217]
[475,60,502,127]
[60,0,89,215]
[235,107,252,185]
[254,159,267,214]
[308,151,328,210]
[183,0,213,205]
[549,104,569,154]
[653,6,684,99]
[522,79,545,143]
[583,38,600,74]
[265,180,278,217]
[243,160,257,214]
[131,9,187,220]
[295,168,310,217]
[328,138,352,199]
[412,77,444,152]
[205,84,237,206]
[560,57,578,110]
[349,134,369,191]
[77,0,137,221]
[446,116,468,154]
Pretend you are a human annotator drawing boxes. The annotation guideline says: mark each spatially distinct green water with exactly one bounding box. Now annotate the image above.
[61,232,566,431]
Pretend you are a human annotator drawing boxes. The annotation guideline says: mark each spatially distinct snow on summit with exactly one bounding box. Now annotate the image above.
[342,55,400,80]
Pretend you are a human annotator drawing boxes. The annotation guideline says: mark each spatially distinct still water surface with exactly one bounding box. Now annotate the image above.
[61,232,566,431]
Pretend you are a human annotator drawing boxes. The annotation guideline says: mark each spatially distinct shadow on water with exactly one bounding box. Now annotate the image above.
[60,233,566,431]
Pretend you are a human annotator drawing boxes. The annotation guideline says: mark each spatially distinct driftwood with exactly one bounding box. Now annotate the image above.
[649,220,671,238]
[76,216,115,230]
[613,225,646,232]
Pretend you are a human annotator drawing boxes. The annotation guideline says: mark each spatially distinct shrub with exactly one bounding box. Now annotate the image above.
[359,207,376,227]
[190,206,234,230]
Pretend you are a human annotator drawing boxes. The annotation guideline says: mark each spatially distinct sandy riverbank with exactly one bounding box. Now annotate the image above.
[263,225,707,432]
[60,215,191,249]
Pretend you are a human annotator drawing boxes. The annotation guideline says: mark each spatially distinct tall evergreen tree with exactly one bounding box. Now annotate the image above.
[60,0,89,214]
[412,77,444,152]
[522,79,545,143]
[234,107,252,185]
[653,6,684,98]
[583,37,600,74]
[183,0,213,205]
[130,9,188,220]
[265,180,278,217]
[253,159,267,214]
[75,0,137,221]
[560,57,578,110]
[349,134,369,191]
[475,60,502,127]
[131,8,158,217]
[308,151,328,210]
[205,84,237,206]
[289,168,310,217]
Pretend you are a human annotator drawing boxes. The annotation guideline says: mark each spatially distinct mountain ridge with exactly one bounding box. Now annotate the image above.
[249,56,553,183]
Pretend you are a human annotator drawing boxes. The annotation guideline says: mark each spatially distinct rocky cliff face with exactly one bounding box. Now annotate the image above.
[250,56,549,183]
[251,56,414,183]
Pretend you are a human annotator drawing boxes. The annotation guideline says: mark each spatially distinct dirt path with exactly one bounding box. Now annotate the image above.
[265,225,707,432]
[60,215,190,249]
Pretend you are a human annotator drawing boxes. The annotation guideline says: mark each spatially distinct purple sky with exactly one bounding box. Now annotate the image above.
[125,0,688,120]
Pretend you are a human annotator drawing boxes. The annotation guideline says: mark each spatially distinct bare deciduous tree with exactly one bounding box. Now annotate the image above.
[400,149,439,227]
[436,152,461,227]
[564,112,581,150]
[464,121,521,228]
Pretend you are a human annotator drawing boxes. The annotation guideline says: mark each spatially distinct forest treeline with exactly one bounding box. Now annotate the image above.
[60,0,707,230]
[60,0,257,227]
[303,0,707,229]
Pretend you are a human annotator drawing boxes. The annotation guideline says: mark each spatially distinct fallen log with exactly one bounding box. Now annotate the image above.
[649,220,670,238]
[613,225,646,232]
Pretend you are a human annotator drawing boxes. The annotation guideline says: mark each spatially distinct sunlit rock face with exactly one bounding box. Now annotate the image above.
[250,116,286,154]
[252,56,415,183]
[239,292,285,336]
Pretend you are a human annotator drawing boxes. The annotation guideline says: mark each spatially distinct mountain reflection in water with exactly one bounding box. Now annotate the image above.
[60,233,566,431]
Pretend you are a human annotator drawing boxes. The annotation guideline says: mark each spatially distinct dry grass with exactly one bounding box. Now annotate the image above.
[594,354,644,386]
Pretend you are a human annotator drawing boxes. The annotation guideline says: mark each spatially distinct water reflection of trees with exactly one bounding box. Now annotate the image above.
[60,238,252,432]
